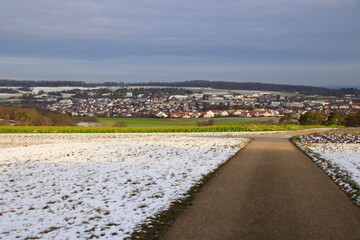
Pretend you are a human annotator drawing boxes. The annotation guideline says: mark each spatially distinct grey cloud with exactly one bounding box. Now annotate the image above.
[0,0,359,85]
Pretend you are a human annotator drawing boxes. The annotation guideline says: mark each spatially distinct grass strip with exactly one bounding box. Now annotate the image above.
[0,124,341,134]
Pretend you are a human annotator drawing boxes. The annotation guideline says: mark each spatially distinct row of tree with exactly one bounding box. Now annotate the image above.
[0,79,87,87]
[0,79,127,88]
[135,80,360,97]
[280,110,360,127]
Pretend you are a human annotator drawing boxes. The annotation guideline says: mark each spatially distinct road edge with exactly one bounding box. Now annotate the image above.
[290,137,360,207]
[129,138,252,240]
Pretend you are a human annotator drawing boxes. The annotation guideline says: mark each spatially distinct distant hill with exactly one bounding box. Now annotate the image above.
[133,80,360,97]
[1,79,359,97]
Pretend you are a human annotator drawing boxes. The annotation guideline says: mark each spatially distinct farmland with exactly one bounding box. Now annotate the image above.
[1,128,358,239]
[0,133,250,239]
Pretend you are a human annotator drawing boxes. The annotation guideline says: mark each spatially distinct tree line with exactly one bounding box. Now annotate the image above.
[0,79,125,87]
[280,110,360,127]
[135,80,360,97]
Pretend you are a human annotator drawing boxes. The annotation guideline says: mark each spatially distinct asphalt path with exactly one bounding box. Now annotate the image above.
[161,131,360,240]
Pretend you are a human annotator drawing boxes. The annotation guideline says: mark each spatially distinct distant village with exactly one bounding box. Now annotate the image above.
[1,85,358,119]
[0,84,360,118]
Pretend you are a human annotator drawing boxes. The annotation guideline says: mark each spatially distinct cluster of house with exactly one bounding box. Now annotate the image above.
[45,91,360,118]
[155,109,278,118]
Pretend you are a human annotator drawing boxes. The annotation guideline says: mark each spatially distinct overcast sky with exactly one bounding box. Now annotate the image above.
[0,0,359,86]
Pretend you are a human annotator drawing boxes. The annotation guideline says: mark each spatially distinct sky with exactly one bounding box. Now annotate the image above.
[0,0,359,86]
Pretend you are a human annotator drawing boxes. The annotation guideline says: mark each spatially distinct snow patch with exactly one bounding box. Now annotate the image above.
[295,134,360,205]
[0,133,249,239]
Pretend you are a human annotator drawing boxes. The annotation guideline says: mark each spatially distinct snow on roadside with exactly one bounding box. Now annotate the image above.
[0,133,250,239]
[295,135,360,205]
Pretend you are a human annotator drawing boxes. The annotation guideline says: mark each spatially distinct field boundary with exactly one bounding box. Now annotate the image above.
[0,124,340,134]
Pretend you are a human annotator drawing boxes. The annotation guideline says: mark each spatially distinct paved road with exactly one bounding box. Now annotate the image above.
[162,132,360,240]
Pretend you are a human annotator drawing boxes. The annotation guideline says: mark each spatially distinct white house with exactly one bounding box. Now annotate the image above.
[220,111,229,117]
[156,111,168,118]
[204,110,215,118]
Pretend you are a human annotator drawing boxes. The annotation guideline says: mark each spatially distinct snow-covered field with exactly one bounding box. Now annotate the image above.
[0,133,250,239]
[295,134,360,205]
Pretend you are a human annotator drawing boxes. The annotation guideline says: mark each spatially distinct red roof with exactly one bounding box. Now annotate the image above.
[172,109,183,114]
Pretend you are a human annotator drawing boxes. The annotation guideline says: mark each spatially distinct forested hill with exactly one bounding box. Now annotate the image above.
[134,80,359,97]
[0,79,86,87]
[0,105,96,126]
[1,79,359,97]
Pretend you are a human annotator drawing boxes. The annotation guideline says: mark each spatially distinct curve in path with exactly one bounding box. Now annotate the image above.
[162,132,360,240]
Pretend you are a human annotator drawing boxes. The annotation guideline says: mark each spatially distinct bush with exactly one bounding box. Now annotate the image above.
[299,111,326,125]
[327,110,344,125]
[279,114,296,124]
[112,121,127,127]
[197,119,214,126]
[345,111,360,127]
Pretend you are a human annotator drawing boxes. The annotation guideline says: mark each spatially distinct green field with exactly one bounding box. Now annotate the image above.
[97,117,279,128]
[0,124,340,134]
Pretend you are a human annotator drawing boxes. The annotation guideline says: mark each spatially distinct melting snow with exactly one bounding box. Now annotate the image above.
[296,133,360,205]
[0,133,249,239]
[306,143,360,186]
